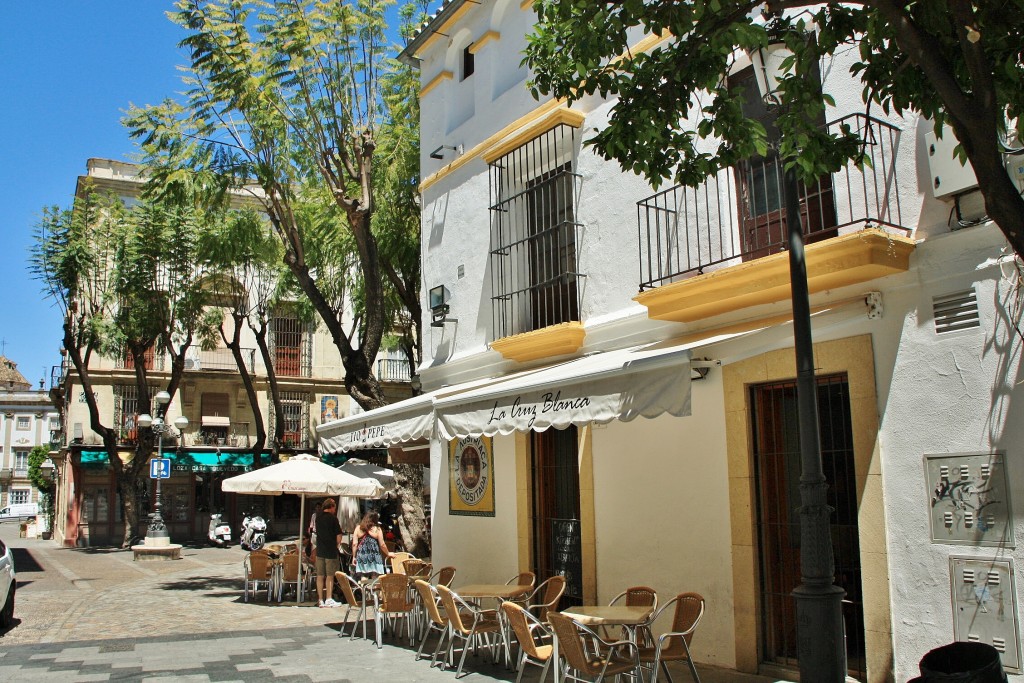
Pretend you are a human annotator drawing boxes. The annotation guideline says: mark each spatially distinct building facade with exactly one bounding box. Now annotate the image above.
[314,3,1024,683]
[51,159,410,547]
[0,357,58,510]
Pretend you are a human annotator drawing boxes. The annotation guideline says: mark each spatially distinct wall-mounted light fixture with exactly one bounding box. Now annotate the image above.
[429,285,456,327]
[430,145,457,160]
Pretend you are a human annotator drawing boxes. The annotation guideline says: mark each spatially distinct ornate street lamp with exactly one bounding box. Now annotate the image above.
[749,21,848,683]
[137,391,188,544]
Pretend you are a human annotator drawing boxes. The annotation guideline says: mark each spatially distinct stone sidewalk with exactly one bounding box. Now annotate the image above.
[0,527,786,682]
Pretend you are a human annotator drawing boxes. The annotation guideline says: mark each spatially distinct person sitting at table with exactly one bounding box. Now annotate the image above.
[314,498,343,608]
[351,510,391,579]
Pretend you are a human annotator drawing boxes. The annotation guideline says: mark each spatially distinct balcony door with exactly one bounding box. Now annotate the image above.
[730,67,837,261]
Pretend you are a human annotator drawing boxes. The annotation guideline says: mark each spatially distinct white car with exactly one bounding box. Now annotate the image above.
[0,538,13,627]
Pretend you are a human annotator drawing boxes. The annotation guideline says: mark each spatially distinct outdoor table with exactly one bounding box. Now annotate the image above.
[456,584,532,668]
[553,605,654,680]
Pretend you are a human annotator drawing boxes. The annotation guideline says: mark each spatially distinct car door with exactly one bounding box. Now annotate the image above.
[0,539,13,608]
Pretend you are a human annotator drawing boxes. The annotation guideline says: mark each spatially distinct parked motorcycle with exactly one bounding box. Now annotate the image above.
[208,513,232,547]
[240,512,267,550]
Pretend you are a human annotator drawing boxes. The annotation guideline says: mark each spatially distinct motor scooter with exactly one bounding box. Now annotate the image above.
[240,512,268,550]
[208,513,232,547]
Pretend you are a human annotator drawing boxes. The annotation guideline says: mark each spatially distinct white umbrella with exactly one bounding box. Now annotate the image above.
[222,454,383,604]
[337,458,395,491]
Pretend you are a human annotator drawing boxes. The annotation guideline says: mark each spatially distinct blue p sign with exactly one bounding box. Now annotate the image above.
[150,458,171,479]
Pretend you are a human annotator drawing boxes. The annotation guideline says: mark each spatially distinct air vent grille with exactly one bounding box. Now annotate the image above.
[933,289,980,334]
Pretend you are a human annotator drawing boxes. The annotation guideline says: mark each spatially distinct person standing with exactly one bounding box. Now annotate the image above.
[314,498,343,608]
[352,510,392,578]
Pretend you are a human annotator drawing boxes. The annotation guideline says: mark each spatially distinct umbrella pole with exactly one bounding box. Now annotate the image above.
[298,493,305,606]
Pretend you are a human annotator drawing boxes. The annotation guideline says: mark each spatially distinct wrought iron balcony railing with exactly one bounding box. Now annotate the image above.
[376,358,411,383]
[636,114,910,291]
[185,348,256,373]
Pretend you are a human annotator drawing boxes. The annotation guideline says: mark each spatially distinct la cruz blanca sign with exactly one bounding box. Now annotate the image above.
[485,389,593,431]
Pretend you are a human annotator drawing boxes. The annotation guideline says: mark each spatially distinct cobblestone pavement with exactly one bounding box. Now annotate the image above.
[0,527,784,682]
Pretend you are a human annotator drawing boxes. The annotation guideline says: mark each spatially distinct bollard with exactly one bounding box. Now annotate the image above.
[917,642,1006,683]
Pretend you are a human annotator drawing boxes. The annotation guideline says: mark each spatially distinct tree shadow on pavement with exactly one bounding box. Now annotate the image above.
[157,576,240,592]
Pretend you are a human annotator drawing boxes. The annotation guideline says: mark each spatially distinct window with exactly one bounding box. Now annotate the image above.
[489,124,583,338]
[10,489,29,505]
[49,417,59,431]
[16,416,29,431]
[14,452,28,475]
[461,45,475,80]
[113,385,158,442]
[270,391,311,448]
[729,66,837,260]
[271,312,312,377]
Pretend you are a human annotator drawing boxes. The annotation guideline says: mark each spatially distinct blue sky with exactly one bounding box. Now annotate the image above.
[0,3,185,388]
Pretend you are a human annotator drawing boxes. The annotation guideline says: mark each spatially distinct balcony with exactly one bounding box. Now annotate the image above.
[185,424,252,448]
[635,114,915,322]
[185,348,255,373]
[376,358,412,383]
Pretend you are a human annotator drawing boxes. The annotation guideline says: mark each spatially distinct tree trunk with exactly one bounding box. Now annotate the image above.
[392,463,431,558]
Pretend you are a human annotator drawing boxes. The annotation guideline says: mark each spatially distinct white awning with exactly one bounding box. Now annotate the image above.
[434,340,700,440]
[317,392,435,454]
[201,415,231,427]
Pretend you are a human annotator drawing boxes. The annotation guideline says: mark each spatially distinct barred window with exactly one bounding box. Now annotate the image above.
[269,391,311,448]
[271,313,313,377]
[489,124,583,339]
[113,385,159,442]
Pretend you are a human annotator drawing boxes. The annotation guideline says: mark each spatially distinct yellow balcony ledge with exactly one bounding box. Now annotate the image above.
[490,322,586,362]
[635,228,916,323]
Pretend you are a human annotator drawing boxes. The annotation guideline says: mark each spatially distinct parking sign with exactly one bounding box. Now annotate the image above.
[150,458,171,479]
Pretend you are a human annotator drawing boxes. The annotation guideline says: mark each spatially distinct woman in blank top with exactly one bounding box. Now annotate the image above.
[352,510,391,578]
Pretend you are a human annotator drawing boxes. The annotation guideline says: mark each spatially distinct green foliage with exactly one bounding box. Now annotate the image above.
[523,1,1024,190]
[27,445,54,495]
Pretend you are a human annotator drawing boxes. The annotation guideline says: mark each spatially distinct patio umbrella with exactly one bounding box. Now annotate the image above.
[337,458,395,490]
[221,454,384,604]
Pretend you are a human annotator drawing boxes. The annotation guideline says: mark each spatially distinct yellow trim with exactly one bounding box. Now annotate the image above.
[489,322,586,362]
[415,2,476,58]
[516,431,533,574]
[635,229,915,323]
[468,31,500,54]
[420,70,453,97]
[482,108,586,164]
[723,335,891,678]
[420,98,566,192]
[520,0,533,10]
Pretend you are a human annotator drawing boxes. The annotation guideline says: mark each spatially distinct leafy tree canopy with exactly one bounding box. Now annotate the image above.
[524,0,1024,255]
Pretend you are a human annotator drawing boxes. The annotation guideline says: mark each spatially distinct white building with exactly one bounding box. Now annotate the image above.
[318,3,1024,681]
[0,357,58,508]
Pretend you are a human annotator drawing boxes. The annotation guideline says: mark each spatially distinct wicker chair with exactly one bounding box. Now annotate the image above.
[389,551,415,574]
[369,573,417,648]
[637,592,705,683]
[506,571,537,588]
[437,585,503,678]
[243,550,274,603]
[523,575,566,622]
[606,585,658,644]
[334,571,371,641]
[276,552,304,602]
[413,579,450,667]
[429,566,457,587]
[501,602,554,683]
[548,612,641,683]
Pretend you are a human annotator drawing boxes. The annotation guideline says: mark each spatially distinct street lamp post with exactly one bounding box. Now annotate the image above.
[137,391,188,544]
[750,24,848,683]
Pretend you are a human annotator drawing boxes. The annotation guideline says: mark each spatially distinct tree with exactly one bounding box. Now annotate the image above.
[27,445,54,533]
[126,0,422,411]
[31,185,217,547]
[523,1,1024,256]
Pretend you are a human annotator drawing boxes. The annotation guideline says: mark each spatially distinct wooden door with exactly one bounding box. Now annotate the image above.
[531,425,581,607]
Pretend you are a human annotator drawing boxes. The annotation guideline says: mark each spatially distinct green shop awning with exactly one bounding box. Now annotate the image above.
[76,450,270,473]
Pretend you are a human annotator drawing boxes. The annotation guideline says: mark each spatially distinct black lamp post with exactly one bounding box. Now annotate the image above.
[750,26,848,683]
[137,391,188,543]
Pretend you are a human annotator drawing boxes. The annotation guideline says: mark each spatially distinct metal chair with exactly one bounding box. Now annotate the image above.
[501,602,555,683]
[276,552,304,602]
[429,565,457,587]
[548,612,642,683]
[334,571,371,640]
[370,573,417,648]
[637,592,705,683]
[389,551,415,574]
[243,550,273,602]
[413,579,450,667]
[523,575,566,622]
[506,571,537,588]
[606,585,658,645]
[437,584,503,678]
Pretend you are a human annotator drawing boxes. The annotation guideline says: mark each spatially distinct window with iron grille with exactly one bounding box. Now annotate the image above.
[271,313,313,377]
[489,124,583,339]
[117,345,163,371]
[269,391,311,448]
[113,385,159,442]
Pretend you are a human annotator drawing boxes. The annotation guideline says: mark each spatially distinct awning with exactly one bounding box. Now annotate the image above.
[435,340,696,440]
[317,373,522,455]
[201,415,231,427]
[74,449,269,473]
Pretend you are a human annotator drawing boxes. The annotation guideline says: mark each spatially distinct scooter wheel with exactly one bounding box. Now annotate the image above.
[250,538,264,551]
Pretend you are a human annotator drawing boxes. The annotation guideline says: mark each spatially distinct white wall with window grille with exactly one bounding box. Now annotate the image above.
[489,124,584,339]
